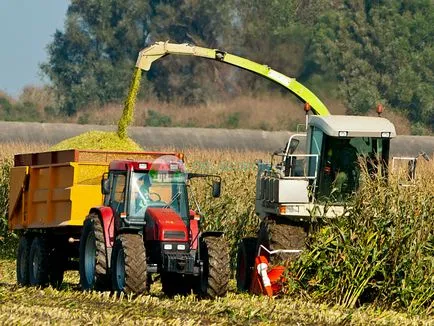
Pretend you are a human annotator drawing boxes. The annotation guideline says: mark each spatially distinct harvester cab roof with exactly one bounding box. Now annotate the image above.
[308,115,397,138]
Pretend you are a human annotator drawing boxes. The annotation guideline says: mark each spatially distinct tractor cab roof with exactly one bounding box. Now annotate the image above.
[109,159,185,173]
[309,115,396,138]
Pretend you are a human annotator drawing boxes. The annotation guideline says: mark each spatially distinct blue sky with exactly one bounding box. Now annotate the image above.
[0,1,69,97]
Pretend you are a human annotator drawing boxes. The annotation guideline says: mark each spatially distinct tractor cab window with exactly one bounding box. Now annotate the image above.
[129,171,189,223]
[317,136,390,202]
[110,173,126,215]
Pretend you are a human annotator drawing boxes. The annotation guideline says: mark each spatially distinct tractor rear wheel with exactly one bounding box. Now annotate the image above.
[236,237,258,291]
[197,236,230,298]
[79,214,110,291]
[111,233,147,295]
[258,217,307,265]
[16,234,32,286]
[28,236,50,287]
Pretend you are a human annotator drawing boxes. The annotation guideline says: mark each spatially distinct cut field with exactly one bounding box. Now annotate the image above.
[0,259,430,325]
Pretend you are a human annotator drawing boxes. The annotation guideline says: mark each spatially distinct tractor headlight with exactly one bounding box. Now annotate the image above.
[163,244,173,250]
[177,244,186,250]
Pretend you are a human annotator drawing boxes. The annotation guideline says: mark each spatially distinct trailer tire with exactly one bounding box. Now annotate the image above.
[236,237,258,291]
[198,236,230,298]
[17,234,32,286]
[258,217,307,264]
[111,234,147,295]
[79,214,109,291]
[28,236,50,287]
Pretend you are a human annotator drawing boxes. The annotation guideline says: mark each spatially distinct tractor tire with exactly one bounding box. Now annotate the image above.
[16,234,32,286]
[111,233,147,295]
[198,236,230,298]
[258,217,307,265]
[79,214,110,291]
[236,237,258,292]
[161,273,192,297]
[28,236,50,287]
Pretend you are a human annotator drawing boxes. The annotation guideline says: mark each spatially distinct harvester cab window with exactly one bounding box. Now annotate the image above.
[110,173,126,215]
[318,136,390,202]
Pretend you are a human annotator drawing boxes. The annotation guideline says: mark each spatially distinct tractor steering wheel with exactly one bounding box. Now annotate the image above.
[148,192,161,202]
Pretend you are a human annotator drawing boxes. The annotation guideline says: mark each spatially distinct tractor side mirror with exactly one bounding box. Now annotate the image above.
[101,173,110,195]
[212,180,221,198]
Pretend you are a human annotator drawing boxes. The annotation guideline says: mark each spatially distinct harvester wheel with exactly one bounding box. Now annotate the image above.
[28,236,50,287]
[111,233,147,295]
[236,237,258,291]
[198,236,230,298]
[16,234,32,286]
[258,217,307,265]
[79,214,109,291]
[161,273,192,297]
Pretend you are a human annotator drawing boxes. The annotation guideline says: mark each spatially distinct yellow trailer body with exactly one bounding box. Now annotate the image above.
[8,149,170,230]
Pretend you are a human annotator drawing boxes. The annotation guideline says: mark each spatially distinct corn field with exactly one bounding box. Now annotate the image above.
[0,142,433,324]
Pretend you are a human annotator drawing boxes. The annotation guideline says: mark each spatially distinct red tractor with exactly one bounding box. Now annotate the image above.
[79,153,230,297]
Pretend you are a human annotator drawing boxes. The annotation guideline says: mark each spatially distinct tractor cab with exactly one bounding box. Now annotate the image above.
[102,157,189,230]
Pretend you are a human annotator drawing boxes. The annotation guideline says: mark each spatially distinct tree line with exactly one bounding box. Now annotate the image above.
[1,0,433,133]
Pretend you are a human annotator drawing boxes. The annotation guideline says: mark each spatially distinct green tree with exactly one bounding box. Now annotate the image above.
[146,0,234,104]
[306,0,434,129]
[41,0,152,115]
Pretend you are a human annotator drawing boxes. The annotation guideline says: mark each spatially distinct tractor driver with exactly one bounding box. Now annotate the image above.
[131,174,152,216]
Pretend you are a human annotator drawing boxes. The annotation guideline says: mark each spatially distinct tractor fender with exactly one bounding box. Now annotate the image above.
[89,207,115,248]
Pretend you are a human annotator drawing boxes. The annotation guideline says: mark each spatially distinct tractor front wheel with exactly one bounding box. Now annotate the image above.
[79,214,109,291]
[111,234,147,295]
[197,236,230,298]
[236,237,258,292]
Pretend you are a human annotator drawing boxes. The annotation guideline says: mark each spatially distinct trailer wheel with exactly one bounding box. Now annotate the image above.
[198,236,230,298]
[111,234,147,294]
[236,237,258,291]
[28,236,50,287]
[258,217,307,264]
[79,215,109,290]
[161,273,192,297]
[16,234,32,286]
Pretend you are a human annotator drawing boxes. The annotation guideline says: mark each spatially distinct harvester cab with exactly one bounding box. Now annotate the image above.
[256,115,397,222]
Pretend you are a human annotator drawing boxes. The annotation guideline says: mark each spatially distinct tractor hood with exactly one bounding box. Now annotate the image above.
[145,207,188,242]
